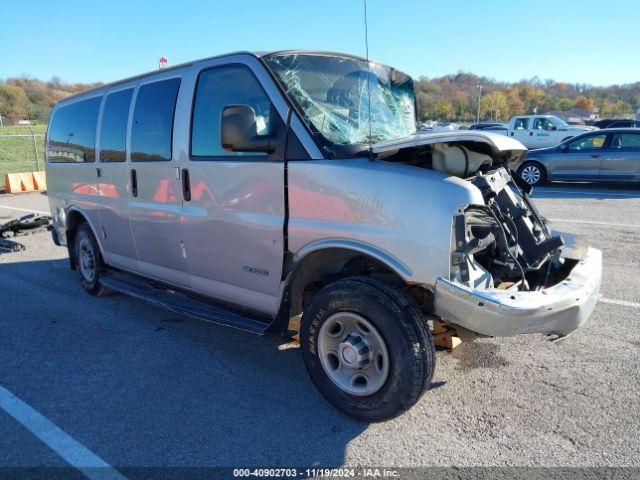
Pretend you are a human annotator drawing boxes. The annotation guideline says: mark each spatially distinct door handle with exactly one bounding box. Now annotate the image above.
[96,167,101,178]
[591,153,601,158]
[529,131,533,136]
[182,168,191,201]
[130,169,138,198]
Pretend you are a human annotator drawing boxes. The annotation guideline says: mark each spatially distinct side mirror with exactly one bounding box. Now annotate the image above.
[559,144,569,152]
[549,125,558,131]
[220,105,274,153]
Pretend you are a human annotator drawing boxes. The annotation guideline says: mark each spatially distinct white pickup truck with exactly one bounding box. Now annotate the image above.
[492,115,596,149]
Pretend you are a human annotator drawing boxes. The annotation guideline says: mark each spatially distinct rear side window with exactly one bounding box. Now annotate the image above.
[611,133,640,149]
[99,89,133,162]
[131,78,181,162]
[191,66,272,158]
[48,97,102,163]
[513,118,529,130]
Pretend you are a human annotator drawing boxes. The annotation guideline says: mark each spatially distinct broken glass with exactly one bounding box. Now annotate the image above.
[263,53,416,156]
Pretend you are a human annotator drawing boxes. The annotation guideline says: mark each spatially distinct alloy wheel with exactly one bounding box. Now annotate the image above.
[521,165,542,185]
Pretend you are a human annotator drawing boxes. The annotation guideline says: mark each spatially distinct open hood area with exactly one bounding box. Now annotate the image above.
[373,130,527,163]
[372,130,528,178]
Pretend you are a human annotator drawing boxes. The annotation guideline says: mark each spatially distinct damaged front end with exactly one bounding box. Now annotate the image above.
[373,131,602,340]
[435,167,602,339]
[451,168,564,291]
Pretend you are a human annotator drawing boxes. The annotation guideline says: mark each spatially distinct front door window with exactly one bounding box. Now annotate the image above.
[567,134,607,151]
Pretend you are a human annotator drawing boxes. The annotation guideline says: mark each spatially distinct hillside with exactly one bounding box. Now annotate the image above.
[415,72,640,122]
[1,73,639,125]
[0,77,102,124]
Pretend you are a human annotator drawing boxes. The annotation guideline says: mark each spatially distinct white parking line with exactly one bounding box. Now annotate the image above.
[535,188,640,198]
[0,385,127,480]
[549,218,640,228]
[600,297,640,309]
[0,204,49,215]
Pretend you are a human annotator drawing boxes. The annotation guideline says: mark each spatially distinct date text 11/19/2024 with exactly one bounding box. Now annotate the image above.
[232,467,400,478]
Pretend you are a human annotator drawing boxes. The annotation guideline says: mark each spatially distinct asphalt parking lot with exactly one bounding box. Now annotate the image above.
[0,184,639,476]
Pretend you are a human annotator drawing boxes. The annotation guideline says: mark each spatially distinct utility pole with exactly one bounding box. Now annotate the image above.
[476,83,483,124]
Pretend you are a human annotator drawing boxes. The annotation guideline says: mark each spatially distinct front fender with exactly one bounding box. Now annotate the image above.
[294,238,413,280]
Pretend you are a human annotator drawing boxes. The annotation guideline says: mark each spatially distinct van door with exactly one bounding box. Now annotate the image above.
[180,64,286,315]
[97,87,137,270]
[127,77,189,286]
[511,117,531,147]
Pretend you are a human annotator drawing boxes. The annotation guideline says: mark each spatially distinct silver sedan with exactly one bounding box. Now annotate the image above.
[517,128,640,186]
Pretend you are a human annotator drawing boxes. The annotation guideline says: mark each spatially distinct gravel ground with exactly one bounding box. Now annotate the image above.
[0,185,638,474]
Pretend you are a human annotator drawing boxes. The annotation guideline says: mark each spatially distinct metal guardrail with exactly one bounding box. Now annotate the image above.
[0,126,46,181]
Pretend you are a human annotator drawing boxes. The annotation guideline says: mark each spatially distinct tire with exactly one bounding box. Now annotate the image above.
[73,223,111,297]
[518,161,547,186]
[300,276,435,422]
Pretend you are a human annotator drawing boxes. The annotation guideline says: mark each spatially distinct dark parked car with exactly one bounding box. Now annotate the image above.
[517,128,640,185]
[607,120,640,128]
[468,122,506,130]
[593,118,639,129]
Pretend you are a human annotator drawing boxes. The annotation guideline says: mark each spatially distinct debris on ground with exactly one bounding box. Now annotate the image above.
[0,213,51,252]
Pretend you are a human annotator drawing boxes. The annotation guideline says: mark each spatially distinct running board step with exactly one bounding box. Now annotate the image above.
[99,270,271,335]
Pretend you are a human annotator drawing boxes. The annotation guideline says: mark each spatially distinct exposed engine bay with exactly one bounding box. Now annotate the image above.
[452,168,569,291]
[376,136,579,292]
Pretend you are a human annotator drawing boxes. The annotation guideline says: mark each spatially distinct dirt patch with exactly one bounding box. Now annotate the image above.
[451,340,510,372]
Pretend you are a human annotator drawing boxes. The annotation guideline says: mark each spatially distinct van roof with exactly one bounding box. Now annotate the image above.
[57,50,378,104]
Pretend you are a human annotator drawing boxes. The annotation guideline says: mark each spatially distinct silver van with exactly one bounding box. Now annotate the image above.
[47,51,602,421]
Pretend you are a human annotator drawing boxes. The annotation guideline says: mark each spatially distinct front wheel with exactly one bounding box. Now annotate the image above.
[300,277,435,422]
[518,161,547,186]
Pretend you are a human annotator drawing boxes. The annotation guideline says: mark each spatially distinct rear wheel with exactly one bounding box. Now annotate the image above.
[518,161,547,186]
[300,277,435,422]
[74,224,110,296]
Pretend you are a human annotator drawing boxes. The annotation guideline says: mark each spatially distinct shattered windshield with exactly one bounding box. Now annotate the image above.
[263,53,416,157]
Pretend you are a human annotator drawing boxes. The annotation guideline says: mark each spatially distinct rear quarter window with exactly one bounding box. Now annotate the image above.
[48,97,102,163]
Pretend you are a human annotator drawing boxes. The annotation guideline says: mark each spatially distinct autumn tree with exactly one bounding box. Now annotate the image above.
[480,91,510,121]
[0,84,30,119]
[574,96,595,112]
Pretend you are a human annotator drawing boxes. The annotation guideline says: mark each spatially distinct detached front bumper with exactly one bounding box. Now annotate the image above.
[433,247,602,337]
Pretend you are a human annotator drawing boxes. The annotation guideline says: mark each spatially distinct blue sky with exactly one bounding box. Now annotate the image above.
[1,0,638,86]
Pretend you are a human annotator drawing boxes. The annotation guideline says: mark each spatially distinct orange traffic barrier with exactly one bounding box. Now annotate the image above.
[4,172,36,193]
[32,171,47,191]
